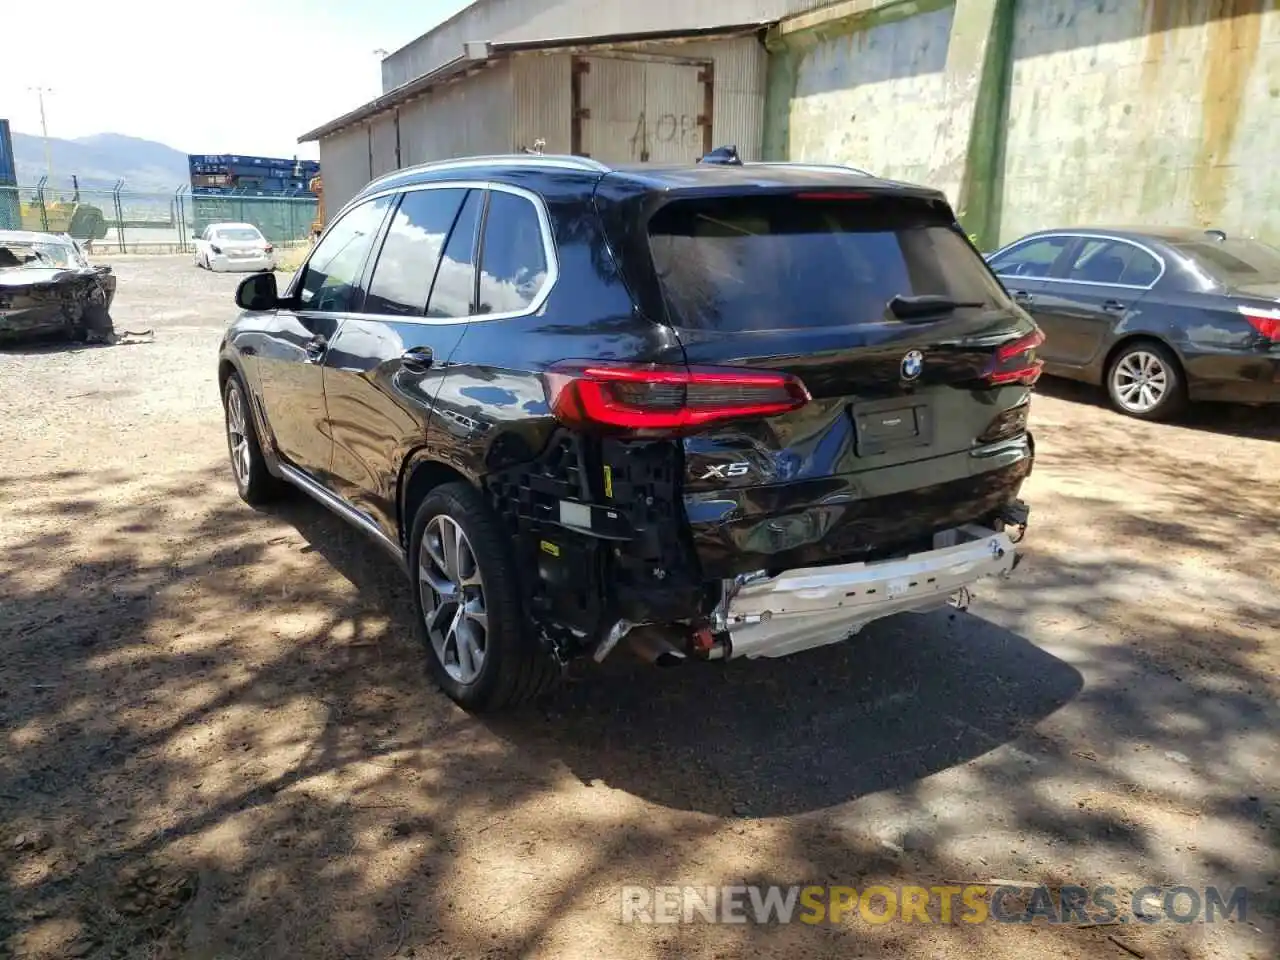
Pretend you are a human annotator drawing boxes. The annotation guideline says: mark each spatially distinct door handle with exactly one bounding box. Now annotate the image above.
[401,346,434,371]
[1101,299,1126,312]
[1012,290,1034,305]
[304,335,327,362]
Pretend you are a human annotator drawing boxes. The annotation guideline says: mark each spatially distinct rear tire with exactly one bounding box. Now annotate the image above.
[222,373,281,505]
[410,482,560,712]
[1106,340,1186,421]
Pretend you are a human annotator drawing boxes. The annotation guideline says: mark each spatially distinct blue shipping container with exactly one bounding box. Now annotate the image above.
[0,119,19,229]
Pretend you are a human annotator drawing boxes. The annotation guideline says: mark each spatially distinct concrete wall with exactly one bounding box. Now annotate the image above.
[998,0,1280,245]
[783,5,957,187]
[766,0,1280,249]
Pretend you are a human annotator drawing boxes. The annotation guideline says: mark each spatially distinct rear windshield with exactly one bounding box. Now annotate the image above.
[646,195,1009,331]
[216,228,262,242]
[1169,238,1280,285]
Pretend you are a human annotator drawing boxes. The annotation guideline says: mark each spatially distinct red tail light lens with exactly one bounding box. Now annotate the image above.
[1238,305,1280,340]
[986,328,1045,386]
[545,362,810,433]
[264,243,274,253]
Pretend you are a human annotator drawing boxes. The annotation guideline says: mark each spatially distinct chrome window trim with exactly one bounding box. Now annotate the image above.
[992,232,1166,291]
[292,181,559,326]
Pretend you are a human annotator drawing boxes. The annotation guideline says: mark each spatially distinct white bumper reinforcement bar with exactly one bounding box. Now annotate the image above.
[712,524,1018,660]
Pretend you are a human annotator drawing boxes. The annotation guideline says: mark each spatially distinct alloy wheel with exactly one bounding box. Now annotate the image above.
[1111,350,1168,414]
[419,515,489,685]
[225,382,252,487]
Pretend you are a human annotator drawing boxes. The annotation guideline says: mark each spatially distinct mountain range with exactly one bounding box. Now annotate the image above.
[10,132,191,193]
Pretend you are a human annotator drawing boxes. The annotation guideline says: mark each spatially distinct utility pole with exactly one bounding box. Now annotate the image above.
[28,86,54,190]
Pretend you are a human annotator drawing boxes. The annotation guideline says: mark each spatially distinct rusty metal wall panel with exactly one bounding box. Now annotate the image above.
[369,113,399,177]
[511,54,573,154]
[579,57,649,163]
[318,125,373,220]
[642,60,707,163]
[615,36,767,160]
[397,63,514,166]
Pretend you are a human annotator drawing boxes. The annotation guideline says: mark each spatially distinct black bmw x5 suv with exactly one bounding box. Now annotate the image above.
[218,150,1038,711]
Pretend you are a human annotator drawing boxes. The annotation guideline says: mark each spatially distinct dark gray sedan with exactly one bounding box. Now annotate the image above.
[987,227,1280,419]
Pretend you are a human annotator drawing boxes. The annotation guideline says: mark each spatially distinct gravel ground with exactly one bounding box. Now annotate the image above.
[2,256,1277,960]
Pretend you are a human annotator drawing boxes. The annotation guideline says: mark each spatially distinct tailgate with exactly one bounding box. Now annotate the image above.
[641,190,1037,577]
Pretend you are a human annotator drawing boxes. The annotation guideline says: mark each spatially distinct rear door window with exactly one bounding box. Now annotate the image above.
[426,191,482,320]
[1065,239,1161,286]
[365,188,466,317]
[647,194,1010,332]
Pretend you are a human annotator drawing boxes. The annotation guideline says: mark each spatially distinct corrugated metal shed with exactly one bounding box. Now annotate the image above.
[317,126,374,219]
[511,55,573,154]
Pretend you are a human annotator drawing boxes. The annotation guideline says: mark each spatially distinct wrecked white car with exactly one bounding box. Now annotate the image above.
[0,230,117,344]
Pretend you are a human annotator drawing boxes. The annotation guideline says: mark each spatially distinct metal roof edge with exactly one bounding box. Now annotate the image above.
[298,21,773,144]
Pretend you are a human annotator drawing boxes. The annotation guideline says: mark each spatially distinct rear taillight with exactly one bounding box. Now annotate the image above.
[986,329,1045,386]
[978,397,1031,444]
[264,243,274,253]
[1238,305,1280,341]
[544,362,810,433]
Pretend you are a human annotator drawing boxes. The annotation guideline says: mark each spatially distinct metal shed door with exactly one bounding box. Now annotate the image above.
[574,56,710,164]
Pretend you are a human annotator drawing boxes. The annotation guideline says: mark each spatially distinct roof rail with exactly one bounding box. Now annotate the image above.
[365,153,610,189]
[746,160,872,177]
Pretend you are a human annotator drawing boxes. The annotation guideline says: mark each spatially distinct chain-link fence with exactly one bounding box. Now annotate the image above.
[0,180,318,253]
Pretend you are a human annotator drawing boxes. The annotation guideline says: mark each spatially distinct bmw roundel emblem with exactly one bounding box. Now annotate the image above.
[901,350,924,381]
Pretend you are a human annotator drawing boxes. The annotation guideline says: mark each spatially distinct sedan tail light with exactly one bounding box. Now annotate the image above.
[263,243,274,253]
[985,329,1045,386]
[1238,305,1280,341]
[544,362,810,433]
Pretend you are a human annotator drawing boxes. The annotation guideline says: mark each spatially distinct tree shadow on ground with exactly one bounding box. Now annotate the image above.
[2,421,1277,959]
[1033,375,1279,442]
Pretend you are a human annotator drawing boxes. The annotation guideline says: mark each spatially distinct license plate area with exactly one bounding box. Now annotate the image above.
[851,396,934,457]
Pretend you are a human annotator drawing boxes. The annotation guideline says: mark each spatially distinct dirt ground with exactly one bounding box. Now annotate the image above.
[2,256,1277,960]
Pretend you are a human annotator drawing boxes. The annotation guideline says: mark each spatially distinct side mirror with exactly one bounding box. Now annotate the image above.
[235,272,279,311]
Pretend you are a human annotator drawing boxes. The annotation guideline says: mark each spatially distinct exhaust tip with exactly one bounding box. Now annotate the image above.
[627,628,689,667]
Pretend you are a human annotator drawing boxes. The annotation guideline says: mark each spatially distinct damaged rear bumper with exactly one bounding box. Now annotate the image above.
[710,523,1019,660]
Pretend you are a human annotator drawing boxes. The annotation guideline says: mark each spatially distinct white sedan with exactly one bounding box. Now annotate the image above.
[193,223,275,272]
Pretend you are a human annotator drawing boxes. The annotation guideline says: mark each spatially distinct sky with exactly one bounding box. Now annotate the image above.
[1,0,475,161]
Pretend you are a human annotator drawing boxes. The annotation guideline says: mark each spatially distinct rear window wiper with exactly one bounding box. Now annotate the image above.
[887,294,987,321]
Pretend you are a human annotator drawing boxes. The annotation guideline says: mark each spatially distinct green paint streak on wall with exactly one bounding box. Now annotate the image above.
[762,0,953,162]
[955,0,1015,251]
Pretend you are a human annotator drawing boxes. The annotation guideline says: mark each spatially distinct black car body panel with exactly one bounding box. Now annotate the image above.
[219,154,1036,667]
[988,226,1280,404]
[0,231,116,343]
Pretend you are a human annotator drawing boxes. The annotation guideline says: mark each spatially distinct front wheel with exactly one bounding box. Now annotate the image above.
[222,374,280,504]
[1106,341,1186,420]
[410,482,560,711]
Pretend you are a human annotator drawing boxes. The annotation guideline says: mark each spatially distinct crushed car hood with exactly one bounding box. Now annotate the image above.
[0,267,113,341]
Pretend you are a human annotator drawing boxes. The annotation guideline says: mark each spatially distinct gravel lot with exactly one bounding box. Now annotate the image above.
[2,256,1277,960]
